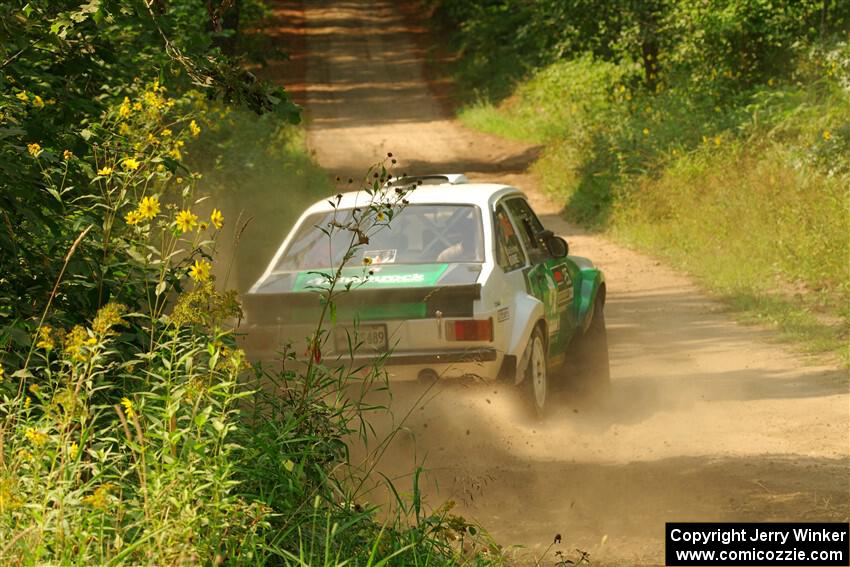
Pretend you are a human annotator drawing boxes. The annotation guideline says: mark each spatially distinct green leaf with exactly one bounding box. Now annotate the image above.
[194,405,212,428]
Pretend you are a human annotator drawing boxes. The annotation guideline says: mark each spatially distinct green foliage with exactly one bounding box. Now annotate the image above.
[0,1,504,563]
[433,0,850,103]
[0,149,506,563]
[442,0,850,359]
[0,0,299,355]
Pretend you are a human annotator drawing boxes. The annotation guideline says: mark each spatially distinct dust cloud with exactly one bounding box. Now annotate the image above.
[230,0,849,564]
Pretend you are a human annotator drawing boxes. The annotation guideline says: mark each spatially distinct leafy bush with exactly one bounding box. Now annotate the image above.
[441,0,850,358]
[433,0,850,103]
[0,141,505,563]
[0,1,507,563]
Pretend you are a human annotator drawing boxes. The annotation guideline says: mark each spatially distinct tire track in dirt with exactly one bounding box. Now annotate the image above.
[260,1,849,563]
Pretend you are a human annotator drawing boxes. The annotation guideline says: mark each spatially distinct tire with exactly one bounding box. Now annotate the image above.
[521,326,550,418]
[572,294,611,398]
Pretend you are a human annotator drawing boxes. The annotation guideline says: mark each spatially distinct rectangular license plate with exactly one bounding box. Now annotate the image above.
[334,324,388,353]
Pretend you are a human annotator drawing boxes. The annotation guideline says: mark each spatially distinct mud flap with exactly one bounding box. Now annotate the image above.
[515,336,532,386]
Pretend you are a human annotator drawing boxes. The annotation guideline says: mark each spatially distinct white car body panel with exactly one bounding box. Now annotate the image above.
[242,179,558,381]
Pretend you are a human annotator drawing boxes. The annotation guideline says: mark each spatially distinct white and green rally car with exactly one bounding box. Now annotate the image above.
[243,175,609,413]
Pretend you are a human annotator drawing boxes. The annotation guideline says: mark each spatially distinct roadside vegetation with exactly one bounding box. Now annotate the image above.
[0,1,503,564]
[431,0,850,362]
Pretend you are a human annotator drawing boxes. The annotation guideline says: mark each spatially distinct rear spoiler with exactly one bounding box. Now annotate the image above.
[243,284,481,325]
[385,173,469,188]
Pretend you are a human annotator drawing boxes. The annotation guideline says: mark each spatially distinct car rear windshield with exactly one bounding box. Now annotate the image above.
[274,204,485,271]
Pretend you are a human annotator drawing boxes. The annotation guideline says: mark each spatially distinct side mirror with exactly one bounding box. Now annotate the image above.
[549,235,569,258]
[537,230,569,258]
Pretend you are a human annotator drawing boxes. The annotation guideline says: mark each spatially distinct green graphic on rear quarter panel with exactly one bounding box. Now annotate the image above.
[525,259,577,358]
[293,263,449,291]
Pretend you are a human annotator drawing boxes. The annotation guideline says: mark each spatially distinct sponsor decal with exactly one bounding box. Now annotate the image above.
[497,307,510,322]
[293,264,449,291]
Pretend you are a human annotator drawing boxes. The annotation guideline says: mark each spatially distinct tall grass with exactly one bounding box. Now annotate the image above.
[0,80,506,564]
[457,46,850,361]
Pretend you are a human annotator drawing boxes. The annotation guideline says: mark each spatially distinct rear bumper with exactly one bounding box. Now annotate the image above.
[349,348,497,366]
[239,321,503,380]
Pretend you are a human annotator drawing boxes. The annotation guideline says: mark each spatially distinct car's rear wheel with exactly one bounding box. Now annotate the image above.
[521,326,549,417]
[572,293,611,397]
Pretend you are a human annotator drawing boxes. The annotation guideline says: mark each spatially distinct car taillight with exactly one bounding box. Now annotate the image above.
[446,318,493,341]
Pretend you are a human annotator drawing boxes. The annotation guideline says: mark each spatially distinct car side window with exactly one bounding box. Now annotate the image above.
[504,198,547,263]
[494,205,526,271]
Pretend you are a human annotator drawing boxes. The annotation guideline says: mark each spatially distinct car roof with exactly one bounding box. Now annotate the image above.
[303,181,524,216]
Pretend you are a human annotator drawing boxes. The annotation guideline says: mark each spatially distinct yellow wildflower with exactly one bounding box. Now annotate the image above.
[83,484,113,509]
[642,128,650,136]
[24,397,30,409]
[27,143,42,157]
[28,383,40,395]
[176,177,184,184]
[16,91,29,103]
[25,428,48,447]
[161,128,172,137]
[714,136,721,146]
[210,208,224,229]
[143,91,160,108]
[92,302,126,336]
[0,365,4,382]
[119,97,132,118]
[98,166,113,176]
[63,150,74,161]
[118,123,131,135]
[168,147,182,160]
[69,442,79,459]
[175,209,198,233]
[120,397,136,419]
[63,325,88,362]
[823,130,832,141]
[122,156,141,171]
[199,221,209,231]
[35,325,54,350]
[32,95,44,109]
[189,120,201,137]
[132,101,142,112]
[189,259,212,282]
[363,256,373,266]
[138,195,160,219]
[125,210,142,226]
[17,448,31,461]
[147,133,159,145]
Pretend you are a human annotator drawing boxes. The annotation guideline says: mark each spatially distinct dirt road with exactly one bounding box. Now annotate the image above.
[263,0,849,563]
